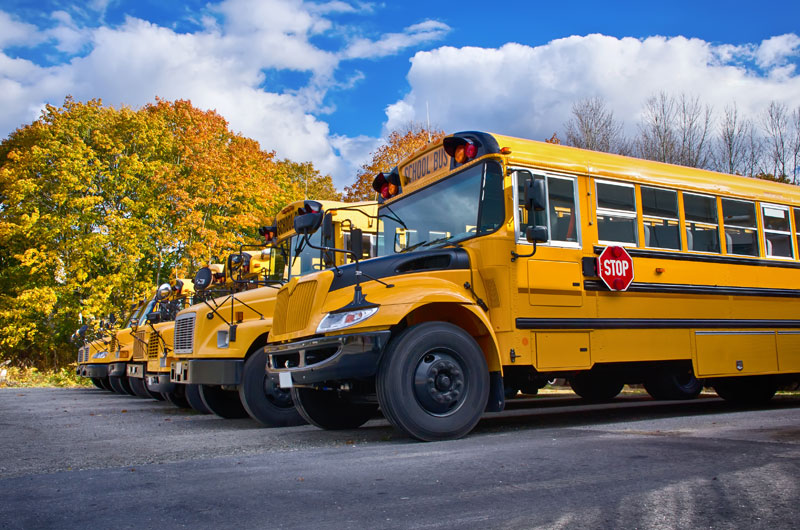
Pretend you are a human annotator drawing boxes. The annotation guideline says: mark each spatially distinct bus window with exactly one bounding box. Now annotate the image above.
[794,208,800,256]
[641,186,680,250]
[596,181,637,245]
[516,173,578,245]
[721,198,758,256]
[762,204,793,258]
[684,193,720,253]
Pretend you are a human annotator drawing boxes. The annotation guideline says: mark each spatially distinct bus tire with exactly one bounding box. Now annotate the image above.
[185,384,210,413]
[569,373,623,403]
[240,351,305,427]
[90,378,105,390]
[199,384,249,419]
[376,322,489,442]
[128,376,151,399]
[713,376,778,406]
[98,377,113,392]
[644,369,703,400]
[162,384,191,409]
[291,387,376,430]
[108,375,133,395]
[145,384,166,401]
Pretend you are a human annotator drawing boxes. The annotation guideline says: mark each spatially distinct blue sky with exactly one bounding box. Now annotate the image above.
[1,0,799,189]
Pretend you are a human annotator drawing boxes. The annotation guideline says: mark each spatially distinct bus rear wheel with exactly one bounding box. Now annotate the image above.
[127,376,150,398]
[376,322,489,442]
[291,387,376,430]
[185,384,210,413]
[644,368,703,400]
[569,373,623,403]
[240,351,305,427]
[200,384,249,419]
[713,376,778,406]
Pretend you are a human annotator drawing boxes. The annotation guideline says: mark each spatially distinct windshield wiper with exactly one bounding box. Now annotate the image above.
[418,236,452,249]
[399,240,428,253]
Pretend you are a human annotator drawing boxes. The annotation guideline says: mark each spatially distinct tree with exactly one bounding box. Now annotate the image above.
[635,92,712,169]
[343,124,445,201]
[0,97,334,368]
[713,103,759,176]
[564,97,628,154]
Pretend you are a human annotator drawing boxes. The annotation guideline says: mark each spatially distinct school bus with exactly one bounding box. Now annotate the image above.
[170,200,378,425]
[265,130,800,441]
[76,300,148,394]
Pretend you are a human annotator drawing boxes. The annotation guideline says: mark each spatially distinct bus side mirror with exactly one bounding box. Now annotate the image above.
[321,213,335,268]
[294,201,324,236]
[350,228,363,260]
[526,225,548,244]
[193,267,213,291]
[147,312,162,324]
[78,324,88,339]
[523,175,546,212]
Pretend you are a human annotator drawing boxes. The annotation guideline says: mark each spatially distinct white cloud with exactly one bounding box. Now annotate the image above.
[342,20,450,59]
[385,34,800,143]
[0,11,45,48]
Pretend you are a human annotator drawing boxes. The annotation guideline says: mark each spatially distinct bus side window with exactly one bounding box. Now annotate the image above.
[596,181,637,245]
[794,208,800,258]
[641,186,680,250]
[547,177,578,243]
[762,204,793,258]
[721,198,758,256]
[683,193,720,253]
[517,174,546,240]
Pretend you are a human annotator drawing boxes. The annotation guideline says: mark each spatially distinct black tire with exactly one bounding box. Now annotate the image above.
[145,384,166,401]
[98,376,113,392]
[162,384,191,409]
[185,384,210,413]
[128,376,151,399]
[199,384,249,419]
[504,385,520,400]
[376,322,489,442]
[713,376,778,406]
[291,387,377,430]
[644,368,703,400]
[90,378,105,390]
[108,375,130,395]
[240,351,305,427]
[569,372,624,403]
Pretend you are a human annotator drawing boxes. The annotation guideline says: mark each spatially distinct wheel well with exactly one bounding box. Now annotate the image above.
[401,303,500,371]
[244,333,270,361]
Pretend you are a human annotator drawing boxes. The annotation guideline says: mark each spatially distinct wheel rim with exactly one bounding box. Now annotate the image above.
[413,349,467,416]
[263,377,294,409]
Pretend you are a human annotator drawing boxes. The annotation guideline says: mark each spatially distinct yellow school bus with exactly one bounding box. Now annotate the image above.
[170,200,378,425]
[266,130,800,441]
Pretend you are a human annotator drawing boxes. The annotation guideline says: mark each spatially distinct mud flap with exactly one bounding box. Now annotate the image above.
[485,371,505,412]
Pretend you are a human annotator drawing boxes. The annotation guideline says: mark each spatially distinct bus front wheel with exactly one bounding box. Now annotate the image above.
[240,351,305,427]
[291,387,376,430]
[127,376,151,399]
[713,376,778,406]
[199,384,249,419]
[90,377,105,390]
[185,384,209,413]
[569,372,623,402]
[377,322,489,442]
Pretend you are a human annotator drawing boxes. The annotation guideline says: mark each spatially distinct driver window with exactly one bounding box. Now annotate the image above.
[517,172,579,245]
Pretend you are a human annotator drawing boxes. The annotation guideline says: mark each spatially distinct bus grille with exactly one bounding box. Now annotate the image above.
[147,333,159,360]
[133,330,147,360]
[273,281,317,335]
[173,313,196,354]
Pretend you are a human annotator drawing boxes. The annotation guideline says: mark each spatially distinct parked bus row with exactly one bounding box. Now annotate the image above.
[76,131,800,441]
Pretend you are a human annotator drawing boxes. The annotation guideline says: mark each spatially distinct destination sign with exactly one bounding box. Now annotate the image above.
[400,146,450,185]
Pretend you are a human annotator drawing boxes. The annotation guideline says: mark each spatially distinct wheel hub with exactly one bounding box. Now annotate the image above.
[414,351,465,415]
[263,377,294,408]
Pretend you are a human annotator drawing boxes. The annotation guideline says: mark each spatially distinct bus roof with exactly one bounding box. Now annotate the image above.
[394,131,800,207]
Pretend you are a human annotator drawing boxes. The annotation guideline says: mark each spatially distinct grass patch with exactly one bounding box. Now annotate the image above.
[0,365,92,388]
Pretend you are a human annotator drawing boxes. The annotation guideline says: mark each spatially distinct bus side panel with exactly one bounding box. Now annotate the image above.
[695,331,778,377]
[777,332,800,372]
[590,329,691,364]
[535,331,591,369]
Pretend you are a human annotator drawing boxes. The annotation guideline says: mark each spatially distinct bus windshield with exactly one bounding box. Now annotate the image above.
[274,229,325,279]
[377,161,504,256]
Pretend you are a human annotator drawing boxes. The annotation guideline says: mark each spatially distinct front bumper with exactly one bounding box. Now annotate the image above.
[170,359,243,386]
[266,331,391,388]
[108,362,127,378]
[145,373,176,393]
[82,364,109,378]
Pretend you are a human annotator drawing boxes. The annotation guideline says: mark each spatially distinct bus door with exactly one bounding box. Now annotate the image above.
[513,170,591,370]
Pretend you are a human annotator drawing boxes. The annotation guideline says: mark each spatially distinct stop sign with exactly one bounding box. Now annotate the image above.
[597,246,634,291]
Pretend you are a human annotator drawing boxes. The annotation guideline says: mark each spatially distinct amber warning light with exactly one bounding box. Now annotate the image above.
[372,170,402,202]
[443,136,479,166]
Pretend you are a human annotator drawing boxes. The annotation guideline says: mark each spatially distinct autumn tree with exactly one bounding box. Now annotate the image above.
[0,97,332,368]
[343,124,445,201]
[564,97,629,154]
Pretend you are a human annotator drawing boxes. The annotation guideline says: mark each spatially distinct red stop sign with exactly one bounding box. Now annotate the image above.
[597,246,634,291]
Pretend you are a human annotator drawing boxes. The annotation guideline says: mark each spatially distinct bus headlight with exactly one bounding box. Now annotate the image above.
[92,351,108,359]
[316,307,378,333]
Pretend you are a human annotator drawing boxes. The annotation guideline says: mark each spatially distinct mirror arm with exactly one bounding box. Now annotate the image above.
[511,240,537,262]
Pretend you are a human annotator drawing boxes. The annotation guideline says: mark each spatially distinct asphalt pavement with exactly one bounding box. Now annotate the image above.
[1,387,798,529]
